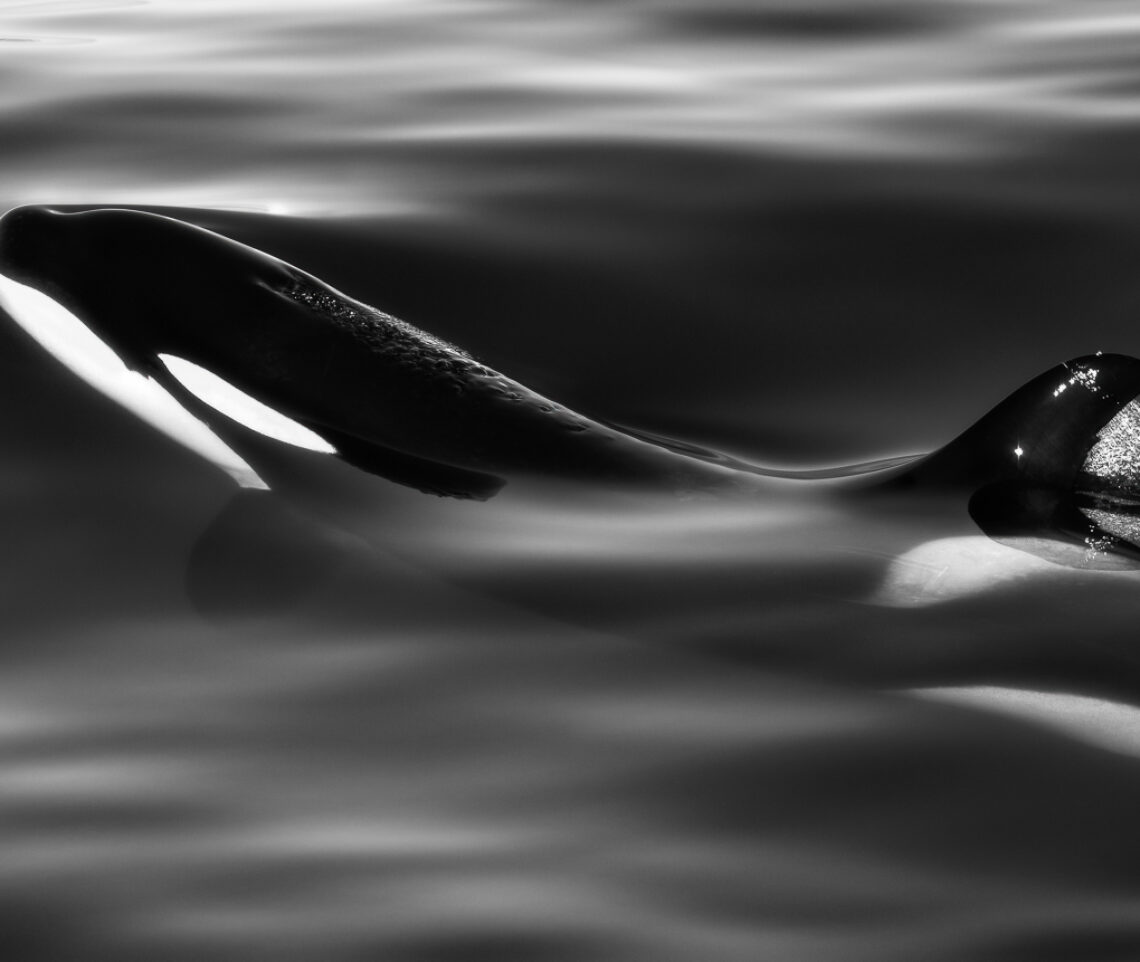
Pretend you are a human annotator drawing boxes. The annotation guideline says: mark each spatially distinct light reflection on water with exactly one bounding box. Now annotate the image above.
[3,0,1140,959]
[4,0,1140,212]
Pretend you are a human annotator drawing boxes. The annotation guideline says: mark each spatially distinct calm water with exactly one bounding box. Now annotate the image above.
[4,1,1140,959]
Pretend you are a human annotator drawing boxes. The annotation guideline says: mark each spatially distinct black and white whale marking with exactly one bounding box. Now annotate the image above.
[3,205,1140,563]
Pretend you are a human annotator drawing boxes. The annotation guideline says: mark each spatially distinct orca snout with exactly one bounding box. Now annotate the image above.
[0,205,67,285]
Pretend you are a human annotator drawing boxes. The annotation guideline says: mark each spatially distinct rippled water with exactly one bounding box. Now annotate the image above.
[4,1,1140,959]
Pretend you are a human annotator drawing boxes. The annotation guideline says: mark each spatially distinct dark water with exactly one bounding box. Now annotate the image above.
[4,1,1140,959]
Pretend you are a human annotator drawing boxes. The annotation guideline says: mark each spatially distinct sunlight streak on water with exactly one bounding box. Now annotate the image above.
[3,0,1140,212]
[872,535,1071,607]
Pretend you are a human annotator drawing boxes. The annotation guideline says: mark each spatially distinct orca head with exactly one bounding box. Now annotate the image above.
[0,205,505,500]
[0,205,297,372]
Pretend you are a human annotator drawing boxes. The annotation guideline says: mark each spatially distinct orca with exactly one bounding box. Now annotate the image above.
[3,204,1140,565]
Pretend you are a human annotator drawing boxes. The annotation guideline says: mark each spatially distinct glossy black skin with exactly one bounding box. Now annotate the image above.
[2,205,1139,555]
[0,205,755,498]
[901,354,1140,492]
[889,353,1140,559]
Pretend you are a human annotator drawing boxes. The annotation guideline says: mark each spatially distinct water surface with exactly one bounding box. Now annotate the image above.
[3,1,1140,959]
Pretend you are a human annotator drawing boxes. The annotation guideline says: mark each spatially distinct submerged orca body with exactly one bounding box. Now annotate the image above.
[3,205,1140,561]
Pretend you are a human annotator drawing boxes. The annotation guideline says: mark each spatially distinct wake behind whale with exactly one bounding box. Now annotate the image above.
[3,204,1140,567]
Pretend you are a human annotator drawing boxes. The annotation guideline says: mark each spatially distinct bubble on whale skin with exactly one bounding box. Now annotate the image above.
[281,276,571,421]
[1070,395,1140,558]
[1079,507,1140,553]
[906,355,1140,567]
[1080,398,1140,491]
[282,279,475,377]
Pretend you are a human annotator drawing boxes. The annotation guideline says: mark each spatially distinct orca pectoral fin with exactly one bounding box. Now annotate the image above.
[304,423,506,501]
